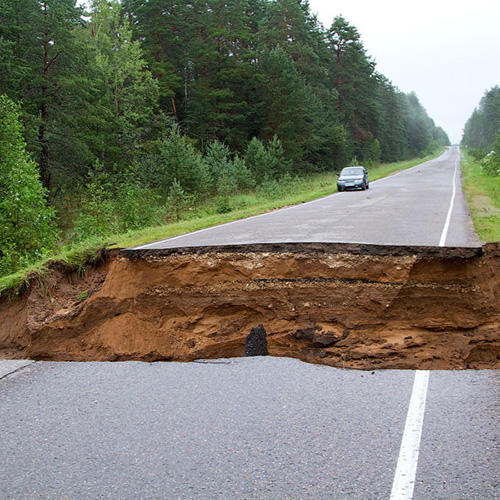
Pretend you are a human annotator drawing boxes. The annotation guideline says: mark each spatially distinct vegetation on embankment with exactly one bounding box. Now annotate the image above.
[461,152,500,242]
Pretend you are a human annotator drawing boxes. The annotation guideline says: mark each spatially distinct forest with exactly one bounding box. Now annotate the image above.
[0,0,450,277]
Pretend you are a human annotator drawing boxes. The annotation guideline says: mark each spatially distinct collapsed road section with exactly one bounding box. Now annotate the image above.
[1,243,499,369]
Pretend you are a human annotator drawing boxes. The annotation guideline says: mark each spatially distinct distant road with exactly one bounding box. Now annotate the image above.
[134,146,480,250]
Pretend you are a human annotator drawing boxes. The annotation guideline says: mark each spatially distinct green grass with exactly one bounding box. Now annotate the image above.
[461,152,500,242]
[0,151,443,296]
[0,237,111,296]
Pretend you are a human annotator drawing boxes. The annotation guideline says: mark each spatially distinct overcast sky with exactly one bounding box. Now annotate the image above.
[307,0,500,144]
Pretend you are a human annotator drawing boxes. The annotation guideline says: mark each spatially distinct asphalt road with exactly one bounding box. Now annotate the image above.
[134,146,480,250]
[1,359,499,499]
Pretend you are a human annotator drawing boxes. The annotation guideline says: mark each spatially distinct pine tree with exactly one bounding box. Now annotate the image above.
[404,92,433,156]
[122,0,185,119]
[82,0,159,172]
[327,15,381,161]
[258,47,312,167]
[0,0,83,190]
[0,0,39,102]
[376,77,409,161]
[140,125,209,196]
[204,140,238,195]
[186,0,260,150]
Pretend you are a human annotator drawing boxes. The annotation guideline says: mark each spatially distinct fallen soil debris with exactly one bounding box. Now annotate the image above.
[1,242,499,369]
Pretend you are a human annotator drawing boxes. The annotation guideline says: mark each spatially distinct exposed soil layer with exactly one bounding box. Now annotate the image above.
[1,243,499,369]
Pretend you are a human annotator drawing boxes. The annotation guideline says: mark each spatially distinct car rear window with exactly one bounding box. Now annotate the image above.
[341,167,364,175]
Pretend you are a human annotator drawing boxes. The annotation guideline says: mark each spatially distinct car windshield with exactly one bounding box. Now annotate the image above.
[341,167,364,176]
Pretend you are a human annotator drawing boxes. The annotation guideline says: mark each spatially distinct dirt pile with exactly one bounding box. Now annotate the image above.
[1,243,499,369]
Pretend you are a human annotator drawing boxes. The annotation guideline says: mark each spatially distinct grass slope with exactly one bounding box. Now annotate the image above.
[461,152,500,243]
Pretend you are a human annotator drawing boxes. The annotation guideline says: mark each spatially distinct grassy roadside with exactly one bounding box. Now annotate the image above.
[461,152,500,243]
[0,152,442,295]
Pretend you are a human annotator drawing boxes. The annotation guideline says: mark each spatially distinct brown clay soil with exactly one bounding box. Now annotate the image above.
[1,242,499,369]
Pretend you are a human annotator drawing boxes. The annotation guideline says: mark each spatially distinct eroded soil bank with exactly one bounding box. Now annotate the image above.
[1,243,499,369]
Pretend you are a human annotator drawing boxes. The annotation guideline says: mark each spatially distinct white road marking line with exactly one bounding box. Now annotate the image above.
[390,370,430,500]
[133,189,340,250]
[438,154,459,247]
[133,210,281,250]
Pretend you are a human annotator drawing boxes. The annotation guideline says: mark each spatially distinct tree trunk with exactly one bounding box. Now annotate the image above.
[39,1,50,190]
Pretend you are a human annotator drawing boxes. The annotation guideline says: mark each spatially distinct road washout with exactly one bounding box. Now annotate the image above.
[1,243,499,369]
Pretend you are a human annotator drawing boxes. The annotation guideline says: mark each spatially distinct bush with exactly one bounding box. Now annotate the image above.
[115,166,163,230]
[256,173,303,200]
[204,140,238,196]
[467,148,487,161]
[481,151,500,177]
[215,195,232,214]
[73,162,119,239]
[267,135,292,176]
[232,155,255,191]
[166,179,191,221]
[74,162,167,239]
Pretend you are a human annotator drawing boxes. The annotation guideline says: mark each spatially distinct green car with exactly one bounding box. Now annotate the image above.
[337,166,369,191]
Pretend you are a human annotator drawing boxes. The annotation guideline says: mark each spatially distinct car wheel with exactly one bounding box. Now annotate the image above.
[366,183,369,190]
[361,182,367,191]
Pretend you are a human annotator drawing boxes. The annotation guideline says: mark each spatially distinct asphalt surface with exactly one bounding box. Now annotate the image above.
[134,146,480,250]
[0,359,499,499]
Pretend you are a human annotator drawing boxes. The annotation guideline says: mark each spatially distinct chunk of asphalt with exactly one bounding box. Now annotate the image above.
[245,324,269,357]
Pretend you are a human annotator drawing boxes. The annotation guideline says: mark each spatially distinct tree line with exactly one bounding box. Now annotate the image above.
[462,85,500,152]
[462,85,500,176]
[0,0,449,276]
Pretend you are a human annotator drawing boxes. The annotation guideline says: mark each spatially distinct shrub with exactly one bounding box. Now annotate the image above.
[481,151,500,177]
[204,140,238,196]
[73,161,119,239]
[256,173,302,200]
[166,179,190,221]
[74,162,166,239]
[232,155,255,191]
[115,166,163,230]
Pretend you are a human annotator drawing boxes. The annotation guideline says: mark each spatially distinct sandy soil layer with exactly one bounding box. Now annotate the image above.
[1,243,499,369]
